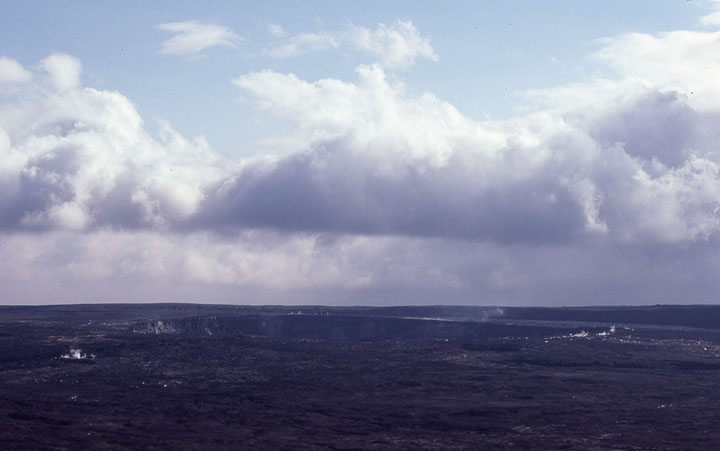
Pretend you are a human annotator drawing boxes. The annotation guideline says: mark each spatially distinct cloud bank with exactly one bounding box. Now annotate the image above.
[3,19,720,304]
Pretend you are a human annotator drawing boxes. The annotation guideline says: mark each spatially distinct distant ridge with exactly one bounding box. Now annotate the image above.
[2,303,720,331]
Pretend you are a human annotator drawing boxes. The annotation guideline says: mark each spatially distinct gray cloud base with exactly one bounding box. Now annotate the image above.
[198,142,585,243]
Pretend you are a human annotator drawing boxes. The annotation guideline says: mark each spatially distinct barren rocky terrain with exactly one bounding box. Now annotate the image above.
[1,304,720,450]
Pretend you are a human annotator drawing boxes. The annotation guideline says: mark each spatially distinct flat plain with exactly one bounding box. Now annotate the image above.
[1,304,720,450]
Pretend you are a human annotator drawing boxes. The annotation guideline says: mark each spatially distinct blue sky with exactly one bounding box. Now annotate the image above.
[3,1,720,305]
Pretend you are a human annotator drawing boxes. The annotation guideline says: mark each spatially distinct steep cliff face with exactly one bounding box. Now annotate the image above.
[135,319,178,334]
[133,314,597,340]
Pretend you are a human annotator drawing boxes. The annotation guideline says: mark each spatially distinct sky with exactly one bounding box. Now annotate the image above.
[2,1,720,306]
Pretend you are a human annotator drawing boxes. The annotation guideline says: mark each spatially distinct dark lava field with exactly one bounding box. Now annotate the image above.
[2,304,720,450]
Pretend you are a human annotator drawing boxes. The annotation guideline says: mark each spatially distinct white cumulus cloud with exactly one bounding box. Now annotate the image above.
[700,0,720,26]
[158,21,241,55]
[263,32,339,58]
[593,30,720,111]
[347,20,438,69]
[39,53,82,92]
[231,58,720,244]
[263,20,437,69]
[267,23,287,38]
[0,53,229,232]
[0,57,32,89]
